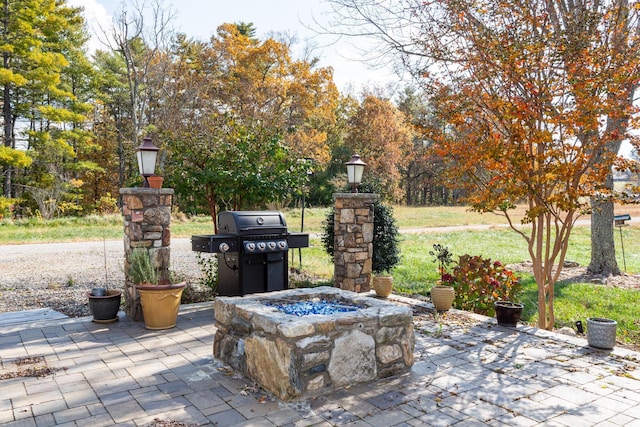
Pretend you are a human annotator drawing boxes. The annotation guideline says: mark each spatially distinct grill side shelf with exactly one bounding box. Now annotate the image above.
[288,232,310,249]
[191,235,238,253]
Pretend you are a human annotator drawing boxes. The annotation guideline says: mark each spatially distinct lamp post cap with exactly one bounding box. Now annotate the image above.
[346,153,366,166]
[137,136,160,151]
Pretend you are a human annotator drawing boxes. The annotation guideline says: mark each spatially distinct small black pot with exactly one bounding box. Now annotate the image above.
[494,301,524,327]
[87,290,122,323]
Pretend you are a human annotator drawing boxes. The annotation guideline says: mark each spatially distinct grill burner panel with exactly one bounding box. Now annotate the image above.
[244,239,288,253]
[191,210,309,296]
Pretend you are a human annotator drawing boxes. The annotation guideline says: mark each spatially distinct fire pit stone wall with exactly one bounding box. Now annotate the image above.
[213,286,414,401]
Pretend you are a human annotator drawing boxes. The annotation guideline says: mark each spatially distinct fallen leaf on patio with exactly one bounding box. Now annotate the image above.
[217,367,234,376]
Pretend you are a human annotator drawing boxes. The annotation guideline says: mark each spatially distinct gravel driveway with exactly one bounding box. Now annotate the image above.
[0,238,204,317]
[4,220,638,318]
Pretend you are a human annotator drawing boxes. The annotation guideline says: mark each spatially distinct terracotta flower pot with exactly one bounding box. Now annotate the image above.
[431,285,455,311]
[137,282,186,330]
[147,175,164,189]
[372,276,393,298]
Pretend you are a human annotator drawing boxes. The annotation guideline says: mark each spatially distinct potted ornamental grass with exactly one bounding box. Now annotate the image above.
[128,247,186,330]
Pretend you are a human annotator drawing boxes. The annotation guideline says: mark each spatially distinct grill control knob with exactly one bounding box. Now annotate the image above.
[218,242,230,253]
[257,242,267,251]
[246,242,256,252]
[268,241,277,250]
[278,241,287,250]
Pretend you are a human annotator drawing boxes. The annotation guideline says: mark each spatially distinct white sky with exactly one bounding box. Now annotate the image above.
[70,0,398,92]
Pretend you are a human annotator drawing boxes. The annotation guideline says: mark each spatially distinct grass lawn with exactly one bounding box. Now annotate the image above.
[380,225,640,348]
[2,205,639,347]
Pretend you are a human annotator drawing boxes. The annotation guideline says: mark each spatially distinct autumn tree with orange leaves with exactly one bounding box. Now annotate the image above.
[161,24,339,228]
[326,0,640,329]
[345,95,414,201]
[207,23,339,165]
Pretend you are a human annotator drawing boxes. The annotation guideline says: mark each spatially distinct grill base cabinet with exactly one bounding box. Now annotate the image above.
[192,211,309,296]
[217,251,287,296]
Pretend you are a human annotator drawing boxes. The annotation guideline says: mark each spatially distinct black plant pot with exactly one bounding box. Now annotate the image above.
[494,301,524,327]
[87,290,122,323]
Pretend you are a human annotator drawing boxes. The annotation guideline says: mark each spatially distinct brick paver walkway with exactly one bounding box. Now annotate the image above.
[1,297,639,426]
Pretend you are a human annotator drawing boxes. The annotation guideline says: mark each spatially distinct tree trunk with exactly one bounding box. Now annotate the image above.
[207,186,218,234]
[588,180,620,276]
[117,131,125,187]
[2,71,10,197]
[2,0,12,197]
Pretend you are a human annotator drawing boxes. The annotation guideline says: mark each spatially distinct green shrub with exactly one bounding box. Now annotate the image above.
[196,252,218,294]
[451,254,522,316]
[321,208,335,258]
[371,203,400,274]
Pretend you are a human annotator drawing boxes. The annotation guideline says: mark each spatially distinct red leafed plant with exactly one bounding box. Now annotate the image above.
[451,254,522,316]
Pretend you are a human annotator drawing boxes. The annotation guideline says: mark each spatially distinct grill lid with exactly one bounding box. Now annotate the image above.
[218,211,287,235]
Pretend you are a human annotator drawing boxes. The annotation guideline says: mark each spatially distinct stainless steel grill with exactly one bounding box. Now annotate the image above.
[191,211,309,296]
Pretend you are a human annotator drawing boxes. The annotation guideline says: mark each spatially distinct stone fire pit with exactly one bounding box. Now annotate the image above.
[213,286,415,401]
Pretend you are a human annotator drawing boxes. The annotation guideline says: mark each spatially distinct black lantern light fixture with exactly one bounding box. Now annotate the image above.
[346,153,366,193]
[135,136,160,187]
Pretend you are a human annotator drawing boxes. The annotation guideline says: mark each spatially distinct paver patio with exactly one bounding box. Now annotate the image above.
[1,295,639,426]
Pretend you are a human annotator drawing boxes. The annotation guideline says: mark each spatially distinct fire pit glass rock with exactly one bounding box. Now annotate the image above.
[267,299,362,316]
[213,286,414,401]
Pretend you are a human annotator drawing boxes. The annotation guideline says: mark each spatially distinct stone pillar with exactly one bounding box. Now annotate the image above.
[333,193,378,292]
[120,188,173,320]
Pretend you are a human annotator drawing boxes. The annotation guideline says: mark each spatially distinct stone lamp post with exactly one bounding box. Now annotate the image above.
[333,154,377,292]
[120,136,173,320]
